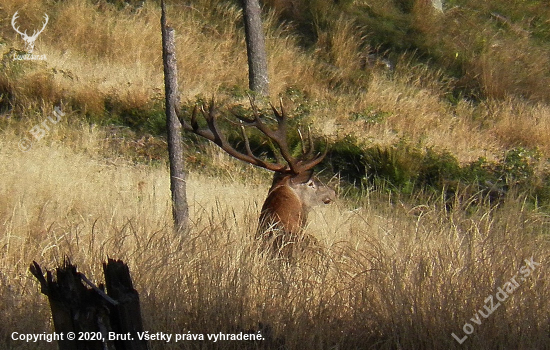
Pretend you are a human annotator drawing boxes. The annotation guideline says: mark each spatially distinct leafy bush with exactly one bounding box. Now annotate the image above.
[362,145,421,194]
[328,136,367,186]
[417,148,461,187]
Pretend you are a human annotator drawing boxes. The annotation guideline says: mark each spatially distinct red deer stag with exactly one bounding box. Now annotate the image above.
[177,100,335,258]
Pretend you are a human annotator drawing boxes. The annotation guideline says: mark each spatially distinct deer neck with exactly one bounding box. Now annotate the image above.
[264,174,309,220]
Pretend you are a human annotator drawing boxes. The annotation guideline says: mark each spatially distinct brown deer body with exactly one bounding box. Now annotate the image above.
[258,171,335,256]
[178,100,335,258]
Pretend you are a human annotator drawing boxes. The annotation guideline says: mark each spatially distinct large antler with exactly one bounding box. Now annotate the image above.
[234,98,328,174]
[177,98,328,175]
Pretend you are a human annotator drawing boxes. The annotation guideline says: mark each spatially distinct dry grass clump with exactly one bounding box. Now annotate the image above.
[474,36,550,102]
[488,98,550,154]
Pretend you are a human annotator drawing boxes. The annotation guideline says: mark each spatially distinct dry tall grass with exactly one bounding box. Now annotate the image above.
[1,116,549,349]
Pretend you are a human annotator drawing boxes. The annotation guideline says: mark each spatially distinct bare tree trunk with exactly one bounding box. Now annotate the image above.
[161,0,189,233]
[242,0,270,96]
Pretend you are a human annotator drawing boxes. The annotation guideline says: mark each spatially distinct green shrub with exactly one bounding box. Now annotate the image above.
[417,148,461,187]
[327,136,367,186]
[363,145,421,194]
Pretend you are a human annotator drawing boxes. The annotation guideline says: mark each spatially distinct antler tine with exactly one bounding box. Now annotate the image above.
[278,97,285,121]
[307,127,315,158]
[298,129,306,155]
[269,98,287,128]
[248,94,261,118]
[297,127,314,159]
[295,137,329,172]
[207,97,216,118]
[235,96,264,126]
[190,105,199,130]
[203,101,227,147]
[239,123,255,159]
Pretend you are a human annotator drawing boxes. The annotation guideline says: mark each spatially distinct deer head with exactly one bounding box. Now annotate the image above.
[11,11,49,54]
[177,99,335,258]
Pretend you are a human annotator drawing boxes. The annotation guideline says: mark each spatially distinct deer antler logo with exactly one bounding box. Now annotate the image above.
[11,11,49,54]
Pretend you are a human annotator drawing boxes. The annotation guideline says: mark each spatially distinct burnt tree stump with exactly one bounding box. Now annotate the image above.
[30,258,148,350]
[103,259,148,350]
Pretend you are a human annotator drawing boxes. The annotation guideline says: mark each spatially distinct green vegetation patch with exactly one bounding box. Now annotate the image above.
[328,137,550,209]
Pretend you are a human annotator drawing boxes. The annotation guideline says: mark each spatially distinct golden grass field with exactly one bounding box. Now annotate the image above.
[2,115,550,349]
[2,119,549,349]
[1,0,550,349]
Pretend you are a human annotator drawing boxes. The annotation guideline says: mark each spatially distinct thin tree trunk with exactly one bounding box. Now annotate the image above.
[161,0,189,233]
[242,0,270,96]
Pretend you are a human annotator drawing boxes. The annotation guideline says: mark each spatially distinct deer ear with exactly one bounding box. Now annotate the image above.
[290,170,314,184]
